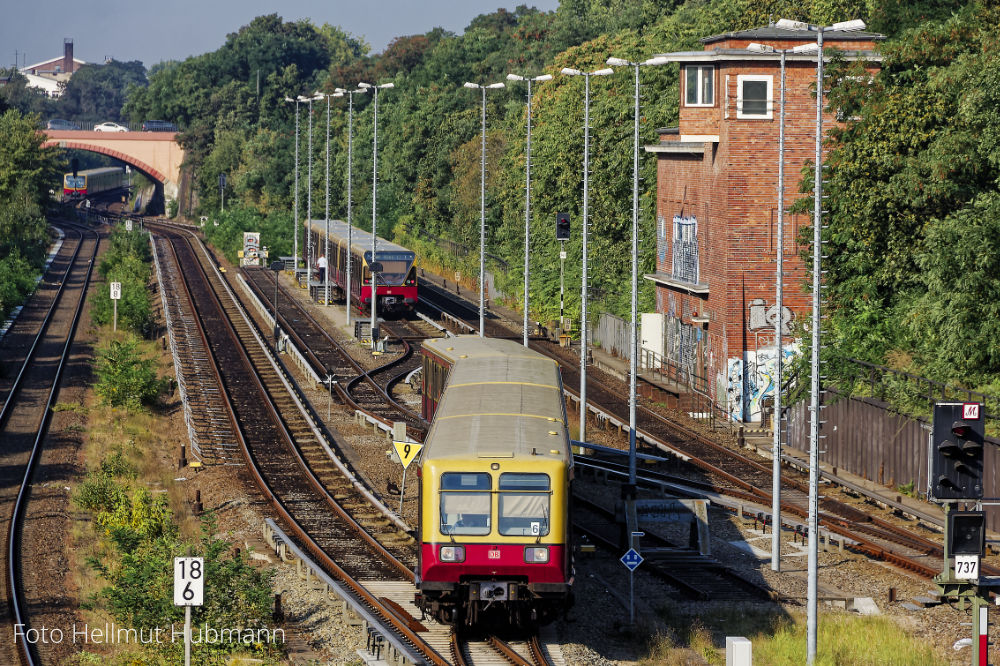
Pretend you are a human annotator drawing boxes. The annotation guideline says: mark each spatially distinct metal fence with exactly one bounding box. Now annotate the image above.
[593,313,631,360]
[786,390,1000,532]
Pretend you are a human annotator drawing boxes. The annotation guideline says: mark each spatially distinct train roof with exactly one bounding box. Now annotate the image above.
[308,220,413,257]
[66,167,124,177]
[422,336,571,464]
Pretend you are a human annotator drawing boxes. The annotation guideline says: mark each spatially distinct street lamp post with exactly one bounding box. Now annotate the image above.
[283,97,302,272]
[506,72,552,347]
[774,18,865,664]
[323,91,334,307]
[463,80,506,337]
[333,87,368,328]
[269,260,283,344]
[606,55,668,489]
[748,40,792,574]
[560,66,613,444]
[304,93,323,283]
[358,81,393,350]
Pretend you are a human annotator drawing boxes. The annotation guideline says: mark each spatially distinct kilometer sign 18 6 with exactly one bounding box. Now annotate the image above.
[173,557,204,606]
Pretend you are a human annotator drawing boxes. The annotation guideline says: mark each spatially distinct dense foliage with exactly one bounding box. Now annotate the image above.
[820,1,1000,395]
[91,228,156,336]
[108,0,993,394]
[94,335,166,410]
[79,448,277,661]
[0,109,63,321]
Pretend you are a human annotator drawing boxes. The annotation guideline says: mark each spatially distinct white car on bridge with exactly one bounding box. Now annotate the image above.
[94,122,129,133]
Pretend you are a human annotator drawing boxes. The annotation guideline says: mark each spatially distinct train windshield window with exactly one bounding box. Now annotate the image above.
[498,473,550,537]
[439,472,491,536]
[374,255,414,285]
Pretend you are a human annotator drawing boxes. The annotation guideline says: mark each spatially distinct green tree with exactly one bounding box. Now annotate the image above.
[94,336,165,410]
[56,60,147,124]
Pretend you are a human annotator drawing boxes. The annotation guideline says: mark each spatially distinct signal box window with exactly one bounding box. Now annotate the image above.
[498,473,550,537]
[685,65,715,107]
[439,472,491,536]
[737,75,773,119]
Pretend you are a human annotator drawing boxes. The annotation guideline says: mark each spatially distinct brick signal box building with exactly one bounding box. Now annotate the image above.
[644,26,883,422]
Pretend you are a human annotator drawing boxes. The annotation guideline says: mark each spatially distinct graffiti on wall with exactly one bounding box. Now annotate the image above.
[747,297,794,335]
[726,344,798,422]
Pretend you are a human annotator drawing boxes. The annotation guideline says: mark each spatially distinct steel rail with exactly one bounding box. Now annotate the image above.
[7,222,100,666]
[158,228,448,664]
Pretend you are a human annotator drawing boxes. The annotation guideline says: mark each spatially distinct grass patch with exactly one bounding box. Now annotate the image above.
[52,401,87,413]
[645,608,945,665]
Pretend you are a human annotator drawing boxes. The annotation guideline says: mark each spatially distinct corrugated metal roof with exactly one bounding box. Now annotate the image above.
[307,220,412,257]
[422,336,570,462]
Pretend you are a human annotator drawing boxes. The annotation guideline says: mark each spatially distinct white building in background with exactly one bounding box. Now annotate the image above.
[19,38,86,98]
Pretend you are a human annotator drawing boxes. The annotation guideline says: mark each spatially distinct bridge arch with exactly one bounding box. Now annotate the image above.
[44,140,167,183]
[41,130,185,204]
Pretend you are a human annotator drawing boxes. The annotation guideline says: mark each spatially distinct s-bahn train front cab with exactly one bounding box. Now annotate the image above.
[416,456,572,626]
[64,174,86,197]
[360,250,417,313]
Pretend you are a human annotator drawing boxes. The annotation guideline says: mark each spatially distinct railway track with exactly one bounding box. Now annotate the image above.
[150,225,461,664]
[1,221,100,666]
[573,493,775,602]
[240,266,428,440]
[150,234,242,464]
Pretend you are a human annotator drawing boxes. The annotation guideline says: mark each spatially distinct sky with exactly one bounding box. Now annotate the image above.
[5,0,561,70]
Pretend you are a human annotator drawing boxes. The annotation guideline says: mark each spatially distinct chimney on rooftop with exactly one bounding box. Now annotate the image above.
[64,39,73,74]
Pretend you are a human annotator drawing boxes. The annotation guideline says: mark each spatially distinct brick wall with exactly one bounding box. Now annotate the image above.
[653,40,880,420]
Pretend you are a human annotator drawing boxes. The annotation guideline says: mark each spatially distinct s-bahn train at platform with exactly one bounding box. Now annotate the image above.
[308,220,417,313]
[63,167,125,197]
[415,336,574,627]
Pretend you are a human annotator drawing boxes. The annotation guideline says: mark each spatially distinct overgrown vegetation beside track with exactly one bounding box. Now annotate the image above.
[640,608,943,665]
[70,302,282,663]
[0,108,64,322]
[91,228,156,336]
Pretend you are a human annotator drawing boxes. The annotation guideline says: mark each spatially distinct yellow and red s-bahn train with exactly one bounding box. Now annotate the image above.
[415,336,574,626]
[63,167,125,197]
[308,220,417,313]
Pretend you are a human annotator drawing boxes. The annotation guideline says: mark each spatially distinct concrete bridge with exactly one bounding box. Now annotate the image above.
[41,130,185,204]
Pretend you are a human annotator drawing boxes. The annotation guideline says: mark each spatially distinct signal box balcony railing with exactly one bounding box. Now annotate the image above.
[639,347,710,397]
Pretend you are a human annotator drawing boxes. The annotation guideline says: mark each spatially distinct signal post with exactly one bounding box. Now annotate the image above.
[930,402,992,665]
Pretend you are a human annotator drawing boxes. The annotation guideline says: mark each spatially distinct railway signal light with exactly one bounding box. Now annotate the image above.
[555,212,570,241]
[930,403,984,501]
[948,510,985,556]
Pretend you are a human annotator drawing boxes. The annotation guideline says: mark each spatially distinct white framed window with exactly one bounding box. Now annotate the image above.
[736,74,773,119]
[685,65,715,106]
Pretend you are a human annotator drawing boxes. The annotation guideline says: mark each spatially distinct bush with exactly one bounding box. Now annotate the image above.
[92,229,155,336]
[94,335,166,410]
[0,248,39,321]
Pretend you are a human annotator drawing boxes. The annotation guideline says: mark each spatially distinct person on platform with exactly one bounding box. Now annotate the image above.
[317,254,327,283]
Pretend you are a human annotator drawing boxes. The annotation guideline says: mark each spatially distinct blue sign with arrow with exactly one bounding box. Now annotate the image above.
[620,548,643,572]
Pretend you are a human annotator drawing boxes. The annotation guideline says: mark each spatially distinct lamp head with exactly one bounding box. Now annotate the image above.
[831,19,866,31]
[592,68,615,76]
[560,67,582,76]
[747,42,775,53]
[775,18,810,30]
[606,57,629,67]
[642,56,669,66]
[506,73,524,81]
[486,82,505,89]
[535,74,553,81]
[463,82,479,89]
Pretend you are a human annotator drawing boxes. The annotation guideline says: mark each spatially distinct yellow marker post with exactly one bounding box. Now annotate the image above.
[393,441,424,514]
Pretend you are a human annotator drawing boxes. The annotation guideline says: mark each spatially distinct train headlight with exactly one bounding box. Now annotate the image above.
[524,547,549,563]
[439,545,465,562]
